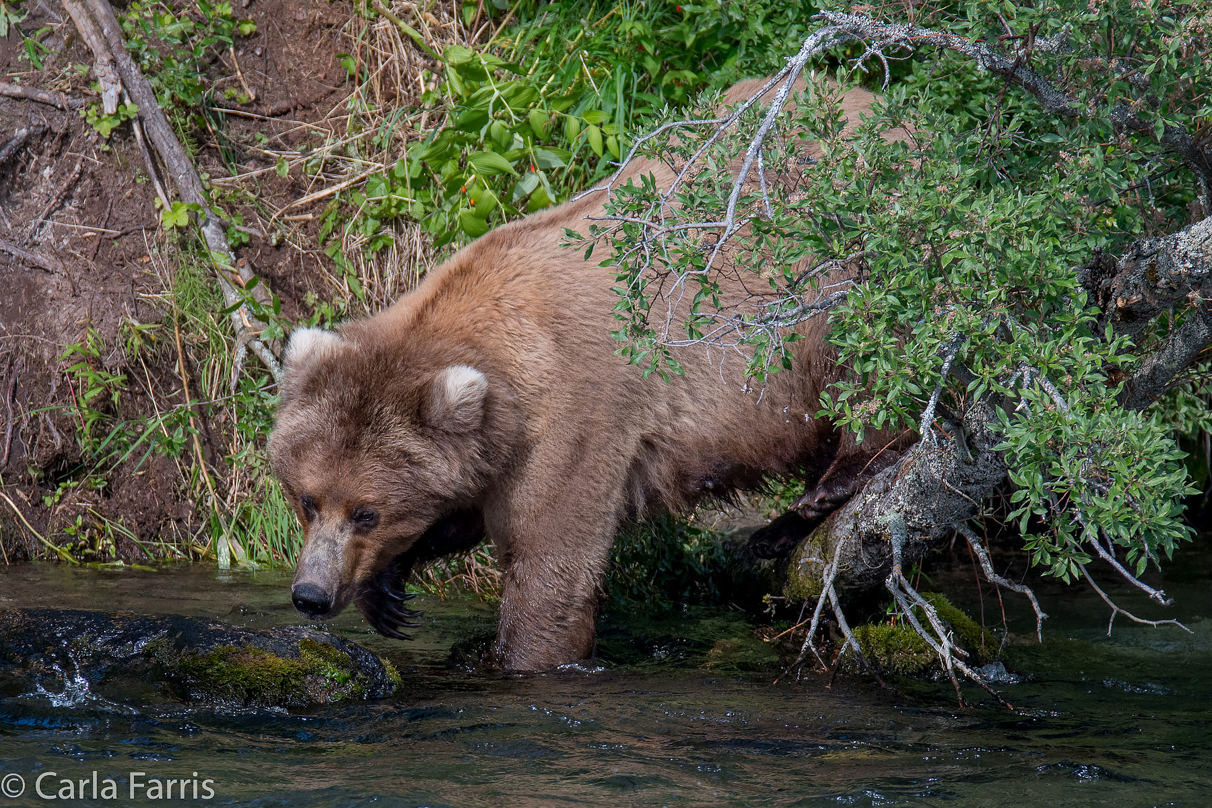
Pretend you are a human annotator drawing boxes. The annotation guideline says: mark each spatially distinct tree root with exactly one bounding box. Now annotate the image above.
[27,156,84,243]
[2,356,18,469]
[0,239,63,273]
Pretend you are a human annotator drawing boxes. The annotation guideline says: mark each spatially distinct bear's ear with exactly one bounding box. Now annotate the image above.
[284,327,343,372]
[427,365,488,431]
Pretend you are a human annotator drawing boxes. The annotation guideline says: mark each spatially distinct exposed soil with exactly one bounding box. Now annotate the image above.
[0,0,439,560]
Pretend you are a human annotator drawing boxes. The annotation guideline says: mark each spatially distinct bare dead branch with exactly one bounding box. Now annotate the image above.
[0,81,81,110]
[1077,563,1191,635]
[0,125,46,165]
[958,524,1047,642]
[920,332,963,442]
[790,534,849,673]
[1085,528,1172,606]
[61,0,282,381]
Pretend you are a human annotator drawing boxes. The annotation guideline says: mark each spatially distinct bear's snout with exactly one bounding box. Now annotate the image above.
[292,582,334,617]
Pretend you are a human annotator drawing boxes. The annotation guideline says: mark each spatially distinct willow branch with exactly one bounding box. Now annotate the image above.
[817,11,1212,200]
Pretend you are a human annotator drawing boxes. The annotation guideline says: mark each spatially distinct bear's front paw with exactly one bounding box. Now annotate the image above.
[792,478,858,521]
[355,560,423,640]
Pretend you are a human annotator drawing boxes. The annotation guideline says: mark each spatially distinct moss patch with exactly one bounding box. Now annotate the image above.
[922,592,993,665]
[848,593,996,678]
[782,530,829,602]
[154,638,400,708]
[850,623,937,676]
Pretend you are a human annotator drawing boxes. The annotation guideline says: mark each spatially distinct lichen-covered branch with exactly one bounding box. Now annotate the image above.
[784,401,1007,602]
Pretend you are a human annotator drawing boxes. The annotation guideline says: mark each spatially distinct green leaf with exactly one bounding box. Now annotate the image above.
[445,44,476,65]
[475,188,500,217]
[587,124,604,157]
[581,109,609,125]
[458,210,490,237]
[512,172,540,202]
[467,151,518,176]
[528,108,548,139]
[533,148,567,169]
[160,201,191,230]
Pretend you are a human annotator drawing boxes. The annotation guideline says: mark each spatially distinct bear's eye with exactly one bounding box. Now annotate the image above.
[350,507,380,531]
[300,495,318,520]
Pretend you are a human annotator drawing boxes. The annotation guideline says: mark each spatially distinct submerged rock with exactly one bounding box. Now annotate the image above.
[0,609,401,708]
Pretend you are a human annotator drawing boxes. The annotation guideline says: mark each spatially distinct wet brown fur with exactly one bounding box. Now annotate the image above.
[269,78,908,670]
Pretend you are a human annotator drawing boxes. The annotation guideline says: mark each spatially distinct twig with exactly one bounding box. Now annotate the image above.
[1085,527,1171,606]
[886,512,1017,709]
[827,581,889,690]
[0,489,78,564]
[0,239,63,273]
[269,164,380,223]
[0,80,81,110]
[1077,562,1191,635]
[2,357,17,469]
[27,156,84,242]
[958,524,1046,642]
[0,125,46,165]
[229,45,256,103]
[786,535,849,677]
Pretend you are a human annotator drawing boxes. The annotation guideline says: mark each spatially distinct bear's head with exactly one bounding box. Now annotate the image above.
[268,326,495,621]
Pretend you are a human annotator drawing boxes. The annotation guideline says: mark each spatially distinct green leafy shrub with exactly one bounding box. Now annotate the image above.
[121,0,257,113]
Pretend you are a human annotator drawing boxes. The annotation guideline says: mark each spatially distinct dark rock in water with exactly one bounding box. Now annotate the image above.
[0,609,401,708]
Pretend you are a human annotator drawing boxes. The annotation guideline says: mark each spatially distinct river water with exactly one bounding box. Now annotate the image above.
[1,538,1210,807]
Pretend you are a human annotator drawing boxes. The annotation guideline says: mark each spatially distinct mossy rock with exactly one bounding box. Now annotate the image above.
[0,608,400,708]
[850,623,937,676]
[846,593,997,678]
[151,637,402,708]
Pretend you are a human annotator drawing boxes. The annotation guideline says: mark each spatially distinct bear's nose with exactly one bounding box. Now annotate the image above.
[292,583,333,617]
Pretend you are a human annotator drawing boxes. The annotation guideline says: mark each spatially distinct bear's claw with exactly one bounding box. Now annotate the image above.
[363,593,423,640]
[356,558,424,640]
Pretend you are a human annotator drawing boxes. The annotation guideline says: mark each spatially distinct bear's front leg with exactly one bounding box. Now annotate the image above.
[490,539,613,670]
[485,462,625,671]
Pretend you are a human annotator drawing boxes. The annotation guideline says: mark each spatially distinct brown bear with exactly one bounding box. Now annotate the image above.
[268,78,905,671]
